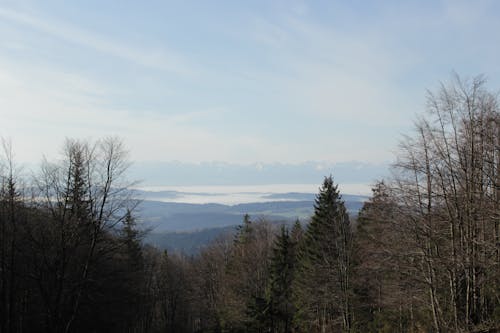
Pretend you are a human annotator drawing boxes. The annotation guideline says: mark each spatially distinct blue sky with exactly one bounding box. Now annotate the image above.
[1,0,500,167]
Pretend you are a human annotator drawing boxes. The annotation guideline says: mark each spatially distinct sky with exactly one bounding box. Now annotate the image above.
[1,0,500,173]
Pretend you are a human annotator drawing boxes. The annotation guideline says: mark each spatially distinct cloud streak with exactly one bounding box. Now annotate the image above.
[0,7,195,76]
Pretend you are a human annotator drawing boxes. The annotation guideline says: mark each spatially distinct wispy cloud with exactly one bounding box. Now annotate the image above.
[0,57,249,164]
[243,13,413,126]
[442,0,494,26]
[0,7,196,76]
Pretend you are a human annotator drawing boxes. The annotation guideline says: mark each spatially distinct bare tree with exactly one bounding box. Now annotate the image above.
[389,74,500,332]
[30,137,136,333]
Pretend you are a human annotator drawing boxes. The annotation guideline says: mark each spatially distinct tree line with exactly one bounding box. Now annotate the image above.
[0,74,498,332]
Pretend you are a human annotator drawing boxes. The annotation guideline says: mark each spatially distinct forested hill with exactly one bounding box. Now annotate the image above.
[139,195,366,253]
[137,194,366,232]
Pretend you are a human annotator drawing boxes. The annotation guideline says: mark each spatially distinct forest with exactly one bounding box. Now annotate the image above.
[0,75,499,333]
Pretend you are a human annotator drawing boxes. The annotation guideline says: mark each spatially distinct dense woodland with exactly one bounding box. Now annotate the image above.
[0,75,499,332]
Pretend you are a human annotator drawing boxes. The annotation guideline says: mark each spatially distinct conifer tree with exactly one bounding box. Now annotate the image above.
[224,215,275,332]
[294,176,353,332]
[266,225,297,333]
[290,219,303,244]
[122,209,143,270]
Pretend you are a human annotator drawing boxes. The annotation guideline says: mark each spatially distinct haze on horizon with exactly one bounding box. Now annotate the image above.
[1,0,500,180]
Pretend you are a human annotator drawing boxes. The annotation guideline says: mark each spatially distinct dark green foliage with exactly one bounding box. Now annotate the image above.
[266,225,298,333]
[234,213,252,245]
[122,209,144,271]
[294,176,353,332]
[65,142,91,222]
[290,219,303,243]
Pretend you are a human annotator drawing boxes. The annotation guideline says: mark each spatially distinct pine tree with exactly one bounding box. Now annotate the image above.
[224,215,275,332]
[266,225,297,333]
[234,213,253,246]
[290,219,303,244]
[294,176,353,332]
[65,142,90,223]
[122,209,143,269]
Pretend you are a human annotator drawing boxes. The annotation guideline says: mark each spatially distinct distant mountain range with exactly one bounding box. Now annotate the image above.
[128,161,388,186]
